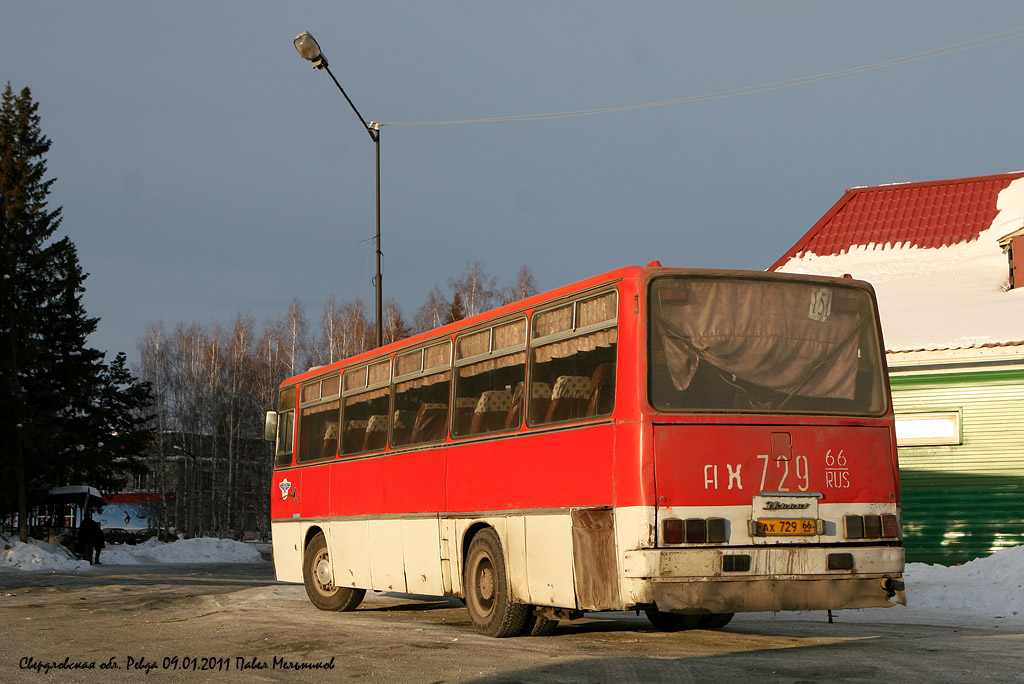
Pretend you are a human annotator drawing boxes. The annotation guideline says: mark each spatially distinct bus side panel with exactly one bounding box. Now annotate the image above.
[613,505,657,606]
[445,424,616,512]
[327,519,372,589]
[402,517,445,596]
[299,467,331,519]
[524,512,576,608]
[329,457,382,516]
[270,520,303,583]
[368,518,407,592]
[504,514,529,604]
[381,450,446,515]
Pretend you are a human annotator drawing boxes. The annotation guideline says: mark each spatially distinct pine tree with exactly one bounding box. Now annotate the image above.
[446,292,467,324]
[1,84,152,540]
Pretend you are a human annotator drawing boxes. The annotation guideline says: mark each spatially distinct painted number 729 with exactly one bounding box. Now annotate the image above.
[757,453,810,492]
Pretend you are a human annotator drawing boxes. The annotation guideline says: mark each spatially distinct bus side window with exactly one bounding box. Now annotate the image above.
[453,320,527,439]
[296,377,340,464]
[530,291,617,426]
[341,389,389,455]
[274,385,297,467]
[453,354,525,437]
[274,410,295,467]
[392,372,451,447]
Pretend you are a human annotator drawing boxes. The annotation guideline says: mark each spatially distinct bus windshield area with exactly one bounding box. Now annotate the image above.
[649,276,887,415]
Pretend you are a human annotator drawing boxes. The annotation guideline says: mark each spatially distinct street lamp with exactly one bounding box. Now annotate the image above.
[172,445,198,538]
[294,30,384,348]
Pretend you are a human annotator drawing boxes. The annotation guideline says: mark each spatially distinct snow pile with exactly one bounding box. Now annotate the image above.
[100,537,263,565]
[0,534,262,570]
[0,536,92,572]
[903,545,1024,620]
[778,177,1024,351]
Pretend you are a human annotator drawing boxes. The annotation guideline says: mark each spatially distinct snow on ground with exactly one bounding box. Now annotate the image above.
[0,534,262,571]
[2,533,1021,626]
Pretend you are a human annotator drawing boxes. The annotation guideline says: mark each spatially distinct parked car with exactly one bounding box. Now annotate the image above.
[101,528,136,545]
[134,528,178,543]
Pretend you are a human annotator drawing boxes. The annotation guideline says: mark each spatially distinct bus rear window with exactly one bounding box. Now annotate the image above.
[648,276,886,415]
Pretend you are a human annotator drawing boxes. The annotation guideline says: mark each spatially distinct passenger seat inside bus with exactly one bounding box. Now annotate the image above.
[362,414,388,452]
[471,390,512,434]
[505,381,551,428]
[319,422,339,461]
[343,419,367,454]
[588,363,615,416]
[391,410,416,446]
[454,397,477,436]
[410,402,448,443]
[545,375,591,423]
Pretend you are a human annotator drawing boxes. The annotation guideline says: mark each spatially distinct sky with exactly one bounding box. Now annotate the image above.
[4,2,1024,367]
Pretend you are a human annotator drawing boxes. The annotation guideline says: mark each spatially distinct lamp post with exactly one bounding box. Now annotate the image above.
[294,31,383,348]
[172,445,197,538]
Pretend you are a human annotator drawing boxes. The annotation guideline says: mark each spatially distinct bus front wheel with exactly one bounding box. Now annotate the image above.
[302,532,365,611]
[464,528,528,637]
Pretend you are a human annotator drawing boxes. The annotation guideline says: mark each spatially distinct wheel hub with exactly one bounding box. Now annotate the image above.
[478,565,494,601]
[314,553,334,590]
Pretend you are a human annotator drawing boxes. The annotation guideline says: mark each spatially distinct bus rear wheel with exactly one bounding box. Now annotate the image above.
[464,528,528,637]
[302,532,365,611]
[644,607,702,631]
[520,608,558,637]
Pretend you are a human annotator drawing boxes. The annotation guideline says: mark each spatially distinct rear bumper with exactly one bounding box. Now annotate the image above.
[624,545,905,613]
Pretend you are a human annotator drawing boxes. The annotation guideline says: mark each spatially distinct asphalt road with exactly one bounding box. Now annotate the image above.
[1,561,1021,683]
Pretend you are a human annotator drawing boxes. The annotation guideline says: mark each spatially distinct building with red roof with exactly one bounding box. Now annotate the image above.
[771,172,1024,565]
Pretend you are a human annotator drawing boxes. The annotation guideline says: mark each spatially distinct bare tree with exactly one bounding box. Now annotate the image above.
[134,261,540,540]
[501,264,539,304]
[383,298,412,345]
[449,260,499,318]
[414,284,449,333]
[314,296,343,367]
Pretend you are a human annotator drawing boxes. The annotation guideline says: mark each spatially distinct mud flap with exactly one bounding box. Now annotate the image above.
[571,507,620,611]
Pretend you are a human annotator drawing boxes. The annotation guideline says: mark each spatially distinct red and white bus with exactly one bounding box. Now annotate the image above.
[265,264,905,637]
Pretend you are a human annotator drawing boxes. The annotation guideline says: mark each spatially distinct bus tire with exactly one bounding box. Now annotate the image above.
[644,607,702,631]
[698,612,734,629]
[302,532,365,611]
[520,608,559,637]
[464,528,528,637]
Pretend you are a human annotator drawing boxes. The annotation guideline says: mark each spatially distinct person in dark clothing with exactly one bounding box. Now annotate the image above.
[78,516,105,564]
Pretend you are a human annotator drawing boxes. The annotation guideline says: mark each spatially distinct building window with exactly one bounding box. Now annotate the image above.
[894,412,962,447]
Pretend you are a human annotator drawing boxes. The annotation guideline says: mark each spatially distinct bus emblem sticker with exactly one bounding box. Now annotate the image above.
[279,478,292,500]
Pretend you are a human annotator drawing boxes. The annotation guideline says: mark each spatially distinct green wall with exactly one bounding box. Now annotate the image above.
[891,368,1024,565]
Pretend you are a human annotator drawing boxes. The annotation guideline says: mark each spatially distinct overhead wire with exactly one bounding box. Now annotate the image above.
[381,26,1024,128]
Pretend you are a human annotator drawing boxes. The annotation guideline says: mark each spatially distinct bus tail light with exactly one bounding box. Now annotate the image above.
[661,518,727,544]
[844,514,900,540]
[662,518,683,544]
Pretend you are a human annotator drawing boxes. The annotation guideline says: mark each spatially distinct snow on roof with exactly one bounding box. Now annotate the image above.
[773,173,1024,352]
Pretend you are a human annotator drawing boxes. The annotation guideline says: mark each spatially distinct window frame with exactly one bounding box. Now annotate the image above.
[894,411,963,447]
[274,385,298,468]
[296,374,341,464]
[340,357,393,456]
[392,339,453,447]
[452,317,528,440]
[528,288,619,428]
